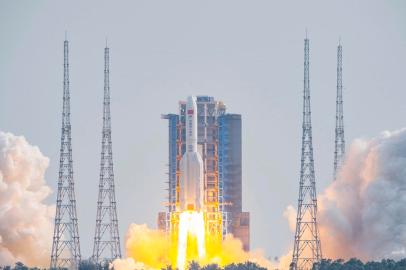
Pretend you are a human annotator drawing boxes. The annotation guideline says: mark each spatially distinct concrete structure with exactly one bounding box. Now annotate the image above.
[159,96,250,251]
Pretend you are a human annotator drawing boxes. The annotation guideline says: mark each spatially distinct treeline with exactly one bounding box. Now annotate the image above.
[314,258,406,270]
[1,258,406,270]
[0,260,108,270]
[0,261,265,270]
[183,259,406,270]
[178,261,267,270]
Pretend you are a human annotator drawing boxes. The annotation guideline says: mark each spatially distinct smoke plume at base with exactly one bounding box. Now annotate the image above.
[0,131,54,267]
[285,128,406,262]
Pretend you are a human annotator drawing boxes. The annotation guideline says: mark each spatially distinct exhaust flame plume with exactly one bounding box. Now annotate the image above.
[177,211,206,270]
[113,223,274,270]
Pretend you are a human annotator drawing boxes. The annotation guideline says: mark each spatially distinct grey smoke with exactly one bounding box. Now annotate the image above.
[317,128,406,260]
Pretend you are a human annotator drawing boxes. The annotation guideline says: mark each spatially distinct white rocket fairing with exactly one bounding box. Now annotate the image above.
[178,96,204,212]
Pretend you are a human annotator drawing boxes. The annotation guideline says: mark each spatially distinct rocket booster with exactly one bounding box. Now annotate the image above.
[178,96,204,212]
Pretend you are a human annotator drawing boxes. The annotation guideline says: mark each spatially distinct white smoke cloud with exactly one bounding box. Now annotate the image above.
[283,128,406,263]
[111,257,152,270]
[317,128,406,261]
[0,131,54,267]
[283,205,296,232]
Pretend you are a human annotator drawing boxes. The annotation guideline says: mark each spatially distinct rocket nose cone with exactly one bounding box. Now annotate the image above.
[187,96,197,107]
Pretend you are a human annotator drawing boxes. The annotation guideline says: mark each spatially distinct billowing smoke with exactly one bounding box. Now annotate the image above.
[285,128,406,262]
[318,128,406,260]
[0,131,54,266]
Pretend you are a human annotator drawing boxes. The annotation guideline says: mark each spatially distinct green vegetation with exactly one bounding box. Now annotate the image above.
[160,262,266,270]
[1,258,406,270]
[314,258,406,270]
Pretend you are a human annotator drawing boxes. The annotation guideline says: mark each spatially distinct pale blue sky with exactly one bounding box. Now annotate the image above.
[1,0,406,261]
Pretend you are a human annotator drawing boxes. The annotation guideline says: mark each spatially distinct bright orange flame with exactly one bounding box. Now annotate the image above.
[169,209,235,269]
[113,215,275,270]
[177,211,206,270]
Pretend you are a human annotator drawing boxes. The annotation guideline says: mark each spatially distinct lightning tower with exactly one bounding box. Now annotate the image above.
[333,41,345,180]
[92,44,122,265]
[291,36,322,270]
[51,37,82,269]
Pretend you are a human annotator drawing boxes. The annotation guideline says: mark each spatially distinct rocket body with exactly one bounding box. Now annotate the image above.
[179,96,204,212]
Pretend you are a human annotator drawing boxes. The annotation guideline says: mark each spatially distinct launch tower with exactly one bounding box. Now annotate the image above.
[333,41,345,180]
[50,38,82,270]
[291,37,322,270]
[92,45,122,265]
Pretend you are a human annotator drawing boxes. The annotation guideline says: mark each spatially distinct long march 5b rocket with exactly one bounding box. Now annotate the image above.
[178,96,205,212]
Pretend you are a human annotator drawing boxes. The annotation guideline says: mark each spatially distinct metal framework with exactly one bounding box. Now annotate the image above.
[198,99,223,239]
[218,115,238,238]
[51,38,81,270]
[291,37,322,270]
[92,46,122,265]
[218,116,228,237]
[333,41,345,180]
[168,98,225,243]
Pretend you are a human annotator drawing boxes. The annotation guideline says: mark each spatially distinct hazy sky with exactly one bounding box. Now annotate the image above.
[1,0,406,261]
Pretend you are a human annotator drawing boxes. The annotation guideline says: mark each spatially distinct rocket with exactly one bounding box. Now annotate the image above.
[178,96,204,212]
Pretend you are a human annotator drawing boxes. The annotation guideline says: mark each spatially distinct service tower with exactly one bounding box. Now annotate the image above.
[159,96,250,251]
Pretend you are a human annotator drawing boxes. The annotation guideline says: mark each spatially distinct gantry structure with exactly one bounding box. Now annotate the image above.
[92,45,122,266]
[50,38,81,270]
[291,36,322,270]
[333,41,345,180]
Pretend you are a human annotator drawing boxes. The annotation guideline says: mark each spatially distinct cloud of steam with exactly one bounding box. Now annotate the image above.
[112,223,275,270]
[285,128,406,262]
[318,128,406,260]
[283,206,296,232]
[0,131,54,267]
[112,257,152,270]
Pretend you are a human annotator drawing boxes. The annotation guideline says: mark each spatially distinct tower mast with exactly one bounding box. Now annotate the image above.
[291,36,322,270]
[92,44,122,265]
[333,41,345,180]
[51,37,81,270]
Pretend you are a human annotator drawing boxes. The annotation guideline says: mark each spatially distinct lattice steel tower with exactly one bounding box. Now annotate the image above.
[333,41,345,180]
[92,45,122,265]
[291,37,322,270]
[51,38,81,270]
